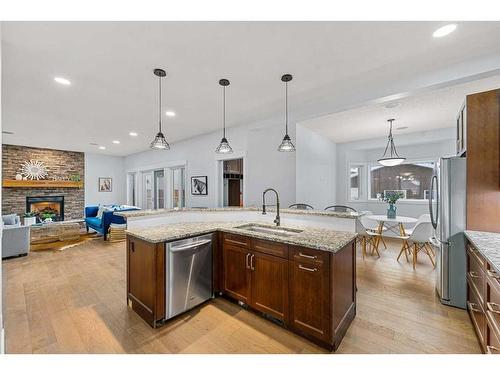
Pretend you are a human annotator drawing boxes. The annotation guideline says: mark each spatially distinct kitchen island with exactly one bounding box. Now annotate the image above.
[125,218,357,351]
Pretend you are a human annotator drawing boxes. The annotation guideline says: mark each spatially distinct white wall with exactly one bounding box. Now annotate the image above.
[295,124,336,210]
[335,127,456,217]
[84,153,127,206]
[124,120,296,209]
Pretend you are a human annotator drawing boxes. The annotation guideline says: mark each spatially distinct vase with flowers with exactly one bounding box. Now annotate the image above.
[383,191,404,219]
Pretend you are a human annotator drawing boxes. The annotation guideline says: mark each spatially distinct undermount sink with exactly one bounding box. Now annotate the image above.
[235,224,303,237]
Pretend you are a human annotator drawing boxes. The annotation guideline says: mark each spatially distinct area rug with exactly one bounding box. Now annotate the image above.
[30,233,101,252]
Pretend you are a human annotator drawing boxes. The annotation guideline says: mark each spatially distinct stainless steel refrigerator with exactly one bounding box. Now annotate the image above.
[429,156,466,309]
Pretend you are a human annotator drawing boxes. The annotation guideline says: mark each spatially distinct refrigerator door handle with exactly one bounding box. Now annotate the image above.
[429,174,439,230]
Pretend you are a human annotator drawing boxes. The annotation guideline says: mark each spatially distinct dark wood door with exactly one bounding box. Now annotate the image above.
[289,259,330,342]
[223,244,251,303]
[228,179,240,206]
[127,237,165,326]
[250,252,289,322]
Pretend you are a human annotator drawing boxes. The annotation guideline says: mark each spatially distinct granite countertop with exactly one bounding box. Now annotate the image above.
[116,206,363,220]
[464,230,500,273]
[125,221,357,253]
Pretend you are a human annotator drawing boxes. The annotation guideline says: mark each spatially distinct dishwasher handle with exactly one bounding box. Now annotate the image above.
[169,239,212,252]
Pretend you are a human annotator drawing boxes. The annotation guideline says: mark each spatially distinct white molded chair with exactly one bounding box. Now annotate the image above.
[355,218,382,258]
[397,221,435,269]
[405,213,431,236]
[360,211,388,249]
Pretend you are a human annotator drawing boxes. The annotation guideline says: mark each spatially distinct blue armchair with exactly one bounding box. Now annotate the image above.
[85,205,139,240]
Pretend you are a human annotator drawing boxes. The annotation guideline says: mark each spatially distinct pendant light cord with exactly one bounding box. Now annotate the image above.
[285,81,288,135]
[223,85,226,138]
[381,119,401,158]
[158,76,162,133]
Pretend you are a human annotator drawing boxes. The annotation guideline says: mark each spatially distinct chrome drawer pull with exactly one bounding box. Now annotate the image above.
[468,302,481,313]
[468,271,480,279]
[298,252,317,260]
[487,302,500,314]
[298,265,317,272]
[487,270,500,280]
[486,345,499,354]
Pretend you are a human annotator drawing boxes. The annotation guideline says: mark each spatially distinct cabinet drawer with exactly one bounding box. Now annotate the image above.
[291,246,329,265]
[468,280,486,347]
[487,267,500,294]
[223,233,249,248]
[486,271,500,333]
[251,238,288,259]
[486,318,500,354]
[467,244,486,269]
[467,248,486,301]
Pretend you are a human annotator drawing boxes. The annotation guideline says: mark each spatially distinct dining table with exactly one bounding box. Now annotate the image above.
[365,214,418,236]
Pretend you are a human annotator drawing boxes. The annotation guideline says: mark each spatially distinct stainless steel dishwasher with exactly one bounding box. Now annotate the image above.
[165,233,213,320]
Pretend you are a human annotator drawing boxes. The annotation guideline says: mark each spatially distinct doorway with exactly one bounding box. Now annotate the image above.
[223,158,243,207]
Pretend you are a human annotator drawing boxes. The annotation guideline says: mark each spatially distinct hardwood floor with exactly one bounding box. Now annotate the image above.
[2,237,481,353]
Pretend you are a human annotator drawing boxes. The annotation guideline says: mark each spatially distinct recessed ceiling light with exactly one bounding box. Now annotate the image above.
[384,102,400,109]
[89,142,98,146]
[54,77,71,85]
[433,24,457,38]
[165,111,176,117]
[129,132,138,137]
[396,126,408,130]
[112,140,120,144]
[2,131,14,135]
[99,146,106,150]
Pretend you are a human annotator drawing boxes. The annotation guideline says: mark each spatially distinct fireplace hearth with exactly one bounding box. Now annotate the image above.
[26,196,64,222]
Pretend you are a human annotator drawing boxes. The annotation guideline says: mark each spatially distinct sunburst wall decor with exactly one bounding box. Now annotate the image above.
[20,160,48,180]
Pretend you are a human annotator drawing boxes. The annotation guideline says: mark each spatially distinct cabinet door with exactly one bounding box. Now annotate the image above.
[290,260,330,342]
[127,237,165,326]
[250,252,289,322]
[223,244,251,303]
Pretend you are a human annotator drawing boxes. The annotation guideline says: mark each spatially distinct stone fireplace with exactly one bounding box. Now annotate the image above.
[2,144,84,220]
[26,196,65,222]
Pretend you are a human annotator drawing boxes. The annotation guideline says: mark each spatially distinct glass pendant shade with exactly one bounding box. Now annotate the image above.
[150,131,170,150]
[216,79,233,154]
[150,68,170,150]
[278,134,295,152]
[378,119,405,166]
[279,74,295,152]
[215,137,233,154]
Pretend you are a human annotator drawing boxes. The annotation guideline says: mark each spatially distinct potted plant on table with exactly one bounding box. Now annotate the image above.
[382,191,405,219]
[23,211,37,226]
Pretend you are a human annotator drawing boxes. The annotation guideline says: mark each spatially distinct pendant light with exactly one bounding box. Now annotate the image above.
[278,74,296,152]
[150,68,170,150]
[378,119,405,166]
[215,79,233,154]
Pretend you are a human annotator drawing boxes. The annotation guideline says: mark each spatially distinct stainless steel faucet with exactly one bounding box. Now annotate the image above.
[262,188,280,226]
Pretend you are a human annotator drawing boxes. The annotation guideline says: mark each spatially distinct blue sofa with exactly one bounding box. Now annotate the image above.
[85,205,140,240]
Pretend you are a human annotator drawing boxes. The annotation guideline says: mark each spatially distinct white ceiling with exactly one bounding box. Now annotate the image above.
[2,21,500,156]
[300,74,500,143]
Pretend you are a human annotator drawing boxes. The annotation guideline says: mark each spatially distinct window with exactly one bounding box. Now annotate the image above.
[172,167,185,208]
[349,166,361,201]
[369,161,435,201]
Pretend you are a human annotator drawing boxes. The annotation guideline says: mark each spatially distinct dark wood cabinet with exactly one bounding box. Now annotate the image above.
[126,236,165,327]
[466,239,500,354]
[250,251,289,322]
[222,243,251,304]
[220,233,356,351]
[289,254,330,341]
[127,230,356,351]
[466,89,500,232]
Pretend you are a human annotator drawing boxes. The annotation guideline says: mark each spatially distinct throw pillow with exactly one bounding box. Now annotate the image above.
[3,214,19,225]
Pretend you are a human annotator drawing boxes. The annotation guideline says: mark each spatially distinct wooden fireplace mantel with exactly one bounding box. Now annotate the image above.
[2,179,83,188]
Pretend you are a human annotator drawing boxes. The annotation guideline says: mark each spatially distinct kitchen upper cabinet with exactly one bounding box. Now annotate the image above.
[127,236,165,327]
[222,243,251,304]
[456,101,466,156]
[250,251,289,322]
[289,249,330,342]
[465,89,500,232]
